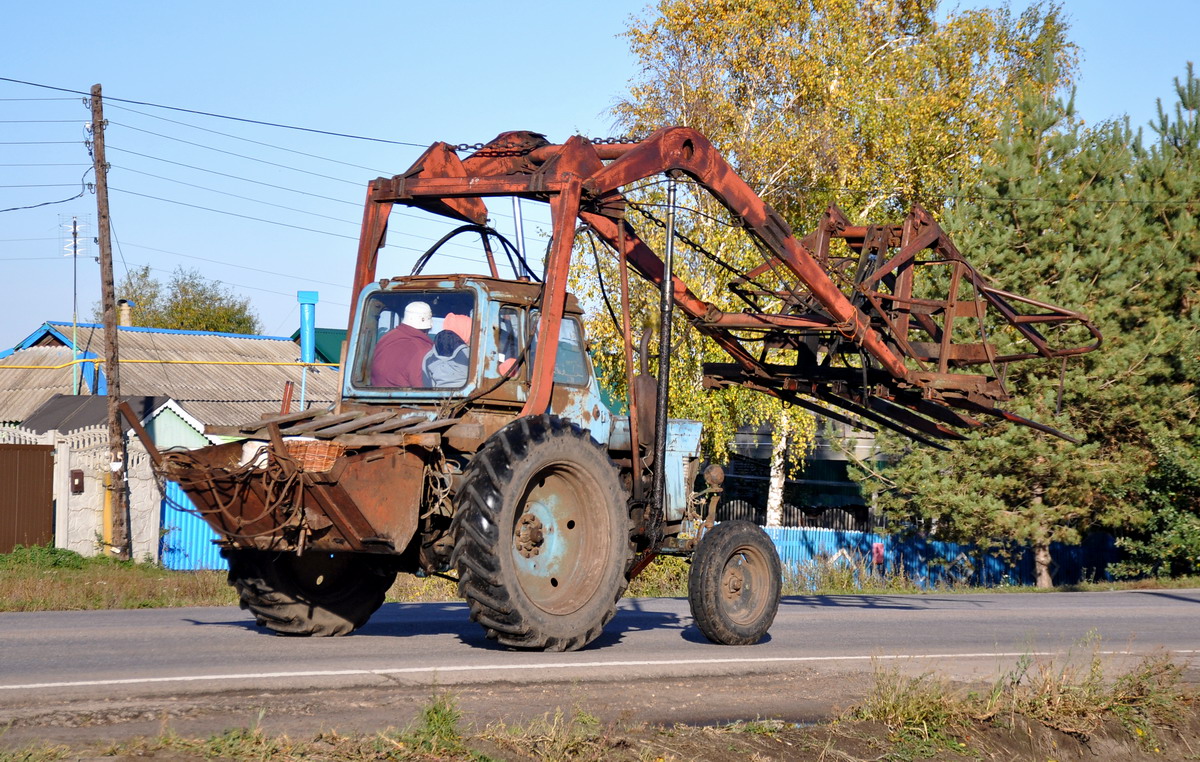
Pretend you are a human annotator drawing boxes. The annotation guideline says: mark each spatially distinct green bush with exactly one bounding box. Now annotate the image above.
[0,544,87,570]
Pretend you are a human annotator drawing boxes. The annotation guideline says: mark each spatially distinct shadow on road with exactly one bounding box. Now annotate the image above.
[1126,590,1200,605]
[779,594,987,610]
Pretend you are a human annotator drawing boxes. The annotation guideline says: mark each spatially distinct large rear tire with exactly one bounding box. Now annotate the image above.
[225,549,396,636]
[688,521,782,645]
[451,415,632,651]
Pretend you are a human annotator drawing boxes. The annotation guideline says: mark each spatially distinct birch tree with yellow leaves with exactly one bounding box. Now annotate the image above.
[571,0,1076,525]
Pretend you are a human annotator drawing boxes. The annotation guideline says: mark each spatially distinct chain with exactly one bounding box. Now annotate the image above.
[452,135,639,153]
[628,199,817,318]
[627,200,747,281]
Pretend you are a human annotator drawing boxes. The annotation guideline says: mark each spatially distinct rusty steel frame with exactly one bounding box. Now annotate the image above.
[349,127,1100,443]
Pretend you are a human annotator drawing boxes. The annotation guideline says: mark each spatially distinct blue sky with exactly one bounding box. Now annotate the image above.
[1,0,1196,350]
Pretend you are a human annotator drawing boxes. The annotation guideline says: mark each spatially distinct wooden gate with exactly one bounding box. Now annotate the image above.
[0,444,54,552]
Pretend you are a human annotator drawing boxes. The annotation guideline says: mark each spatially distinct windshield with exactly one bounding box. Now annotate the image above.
[353,290,475,390]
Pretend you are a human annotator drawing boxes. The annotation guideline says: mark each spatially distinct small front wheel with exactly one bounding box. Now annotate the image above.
[687,521,782,645]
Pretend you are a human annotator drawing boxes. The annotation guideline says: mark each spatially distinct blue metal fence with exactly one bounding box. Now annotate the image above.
[763,525,1119,588]
[155,490,1119,586]
[159,481,227,571]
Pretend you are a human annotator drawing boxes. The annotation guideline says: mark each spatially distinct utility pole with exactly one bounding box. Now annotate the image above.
[90,83,129,560]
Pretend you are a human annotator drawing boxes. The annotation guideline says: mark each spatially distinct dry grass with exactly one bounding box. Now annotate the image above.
[0,545,235,612]
[5,655,1195,761]
[387,573,461,603]
[851,646,1197,755]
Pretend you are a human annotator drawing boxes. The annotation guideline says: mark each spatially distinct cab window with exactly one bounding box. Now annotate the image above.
[529,312,590,387]
[354,290,474,389]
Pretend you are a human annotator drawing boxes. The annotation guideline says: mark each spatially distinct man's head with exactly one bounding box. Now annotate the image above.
[442,312,472,343]
[401,301,433,331]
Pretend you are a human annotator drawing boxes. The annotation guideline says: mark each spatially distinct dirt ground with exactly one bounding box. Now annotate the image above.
[2,669,1198,760]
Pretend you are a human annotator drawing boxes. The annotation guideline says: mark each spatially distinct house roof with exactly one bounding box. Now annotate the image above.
[21,394,171,434]
[289,327,347,364]
[1,322,340,427]
[0,345,86,425]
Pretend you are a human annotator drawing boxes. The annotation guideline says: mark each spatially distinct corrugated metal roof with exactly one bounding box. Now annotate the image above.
[0,346,87,424]
[1,325,340,427]
[21,394,171,434]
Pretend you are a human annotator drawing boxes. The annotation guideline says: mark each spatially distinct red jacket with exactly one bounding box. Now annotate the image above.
[370,324,433,387]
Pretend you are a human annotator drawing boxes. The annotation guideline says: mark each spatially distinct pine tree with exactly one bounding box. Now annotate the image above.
[1107,63,1200,576]
[858,56,1156,586]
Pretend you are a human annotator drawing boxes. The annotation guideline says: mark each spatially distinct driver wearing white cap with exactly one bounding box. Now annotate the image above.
[370,301,433,387]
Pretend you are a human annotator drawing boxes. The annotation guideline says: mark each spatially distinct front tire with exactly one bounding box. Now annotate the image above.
[451,415,632,651]
[225,549,396,636]
[688,521,782,645]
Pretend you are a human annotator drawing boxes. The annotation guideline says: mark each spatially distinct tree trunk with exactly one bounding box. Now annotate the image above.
[766,415,789,527]
[1033,541,1053,589]
[1031,487,1052,588]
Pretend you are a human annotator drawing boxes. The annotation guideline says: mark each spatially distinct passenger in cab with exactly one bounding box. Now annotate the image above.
[422,312,472,387]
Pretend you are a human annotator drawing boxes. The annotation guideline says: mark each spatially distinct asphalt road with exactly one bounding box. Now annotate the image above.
[1,589,1197,742]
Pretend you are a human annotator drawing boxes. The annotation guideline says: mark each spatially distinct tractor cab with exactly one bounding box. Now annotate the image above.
[343,274,613,440]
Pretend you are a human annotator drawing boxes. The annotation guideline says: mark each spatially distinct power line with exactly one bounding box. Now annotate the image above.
[108,123,363,185]
[107,145,360,206]
[121,259,351,306]
[104,151,520,255]
[119,241,350,289]
[109,186,361,240]
[111,165,361,227]
[107,102,397,175]
[0,76,430,147]
[107,187,486,265]
[0,168,91,213]
[105,143,534,234]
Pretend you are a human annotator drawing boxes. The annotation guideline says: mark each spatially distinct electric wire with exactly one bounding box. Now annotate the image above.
[0,168,91,213]
[105,143,529,235]
[109,186,361,240]
[106,186,497,267]
[107,145,361,206]
[122,259,350,306]
[119,241,349,289]
[108,122,363,186]
[111,165,361,227]
[2,78,1193,209]
[0,76,429,147]
[107,103,396,174]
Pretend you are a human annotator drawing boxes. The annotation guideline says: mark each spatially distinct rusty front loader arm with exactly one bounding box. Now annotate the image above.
[351,127,1100,443]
